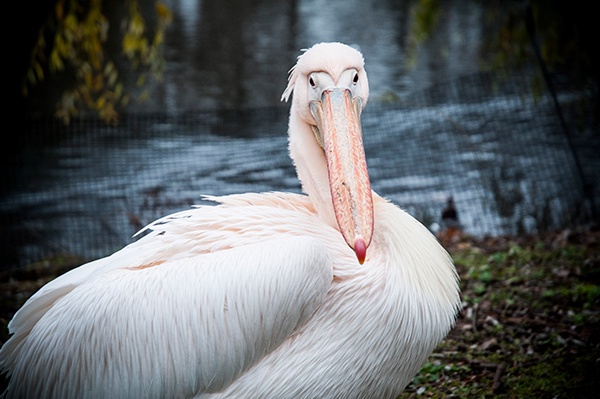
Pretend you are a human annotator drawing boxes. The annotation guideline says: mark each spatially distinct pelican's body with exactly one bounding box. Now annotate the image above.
[1,43,460,399]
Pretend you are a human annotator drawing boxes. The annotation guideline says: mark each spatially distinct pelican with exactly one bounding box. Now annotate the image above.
[0,42,460,399]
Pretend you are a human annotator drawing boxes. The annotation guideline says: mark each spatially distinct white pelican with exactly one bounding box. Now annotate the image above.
[0,42,460,399]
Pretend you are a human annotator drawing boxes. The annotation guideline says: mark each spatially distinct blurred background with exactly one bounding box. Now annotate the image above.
[1,0,598,269]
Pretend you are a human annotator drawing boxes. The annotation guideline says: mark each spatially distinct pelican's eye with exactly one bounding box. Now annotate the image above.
[352,73,359,84]
[309,76,316,88]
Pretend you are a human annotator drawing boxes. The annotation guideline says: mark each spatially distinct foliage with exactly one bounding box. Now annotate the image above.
[483,1,598,80]
[406,0,440,69]
[23,0,172,124]
[407,0,599,103]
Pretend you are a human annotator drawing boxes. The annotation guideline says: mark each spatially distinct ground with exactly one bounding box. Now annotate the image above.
[399,229,600,398]
[1,230,599,398]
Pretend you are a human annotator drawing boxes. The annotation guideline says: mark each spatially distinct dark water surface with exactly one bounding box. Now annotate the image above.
[2,0,598,268]
[145,0,483,111]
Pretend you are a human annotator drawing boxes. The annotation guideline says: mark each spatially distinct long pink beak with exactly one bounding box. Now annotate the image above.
[310,89,374,264]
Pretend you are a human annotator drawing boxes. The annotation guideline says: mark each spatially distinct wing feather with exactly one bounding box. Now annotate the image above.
[1,193,317,365]
[2,237,332,399]
[1,193,336,398]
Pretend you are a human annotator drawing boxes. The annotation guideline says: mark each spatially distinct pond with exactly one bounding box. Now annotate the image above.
[1,0,597,269]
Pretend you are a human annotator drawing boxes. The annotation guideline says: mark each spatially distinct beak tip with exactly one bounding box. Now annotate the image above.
[354,236,367,264]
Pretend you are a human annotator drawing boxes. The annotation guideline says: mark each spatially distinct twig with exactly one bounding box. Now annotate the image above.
[491,362,507,393]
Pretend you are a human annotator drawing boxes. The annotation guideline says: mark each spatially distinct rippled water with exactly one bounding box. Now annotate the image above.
[2,0,598,269]
[3,86,598,268]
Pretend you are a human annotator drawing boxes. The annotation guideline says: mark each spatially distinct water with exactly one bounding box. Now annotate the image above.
[3,88,598,268]
[2,0,598,269]
[138,0,483,111]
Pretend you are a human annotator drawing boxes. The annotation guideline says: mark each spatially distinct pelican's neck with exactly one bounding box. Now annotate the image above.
[288,109,338,229]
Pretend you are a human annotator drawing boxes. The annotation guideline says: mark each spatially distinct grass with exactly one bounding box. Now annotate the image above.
[398,230,600,398]
[0,231,598,398]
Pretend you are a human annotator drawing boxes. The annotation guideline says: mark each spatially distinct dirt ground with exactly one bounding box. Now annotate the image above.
[398,228,600,398]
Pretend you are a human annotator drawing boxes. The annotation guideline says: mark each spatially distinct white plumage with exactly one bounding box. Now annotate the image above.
[0,43,460,399]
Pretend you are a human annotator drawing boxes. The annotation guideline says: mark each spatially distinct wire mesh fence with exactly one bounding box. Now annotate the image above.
[1,69,598,270]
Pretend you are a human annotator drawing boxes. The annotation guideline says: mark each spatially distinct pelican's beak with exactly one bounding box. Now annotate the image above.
[310,88,374,264]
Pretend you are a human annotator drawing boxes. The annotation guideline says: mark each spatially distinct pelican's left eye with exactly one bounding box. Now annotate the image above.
[309,76,316,88]
[352,73,359,84]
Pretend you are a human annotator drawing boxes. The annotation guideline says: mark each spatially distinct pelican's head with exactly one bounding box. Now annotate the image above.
[282,43,373,264]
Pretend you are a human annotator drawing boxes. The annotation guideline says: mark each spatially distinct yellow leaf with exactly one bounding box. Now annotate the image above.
[97,96,106,109]
[155,2,173,23]
[27,69,37,85]
[136,74,146,87]
[115,83,123,98]
[50,49,64,72]
[55,0,64,21]
[108,70,118,87]
[64,14,78,32]
[34,62,44,81]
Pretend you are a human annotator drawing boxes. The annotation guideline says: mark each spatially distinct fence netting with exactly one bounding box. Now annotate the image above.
[1,69,598,270]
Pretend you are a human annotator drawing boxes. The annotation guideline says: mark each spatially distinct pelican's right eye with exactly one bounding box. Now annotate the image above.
[309,76,316,88]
